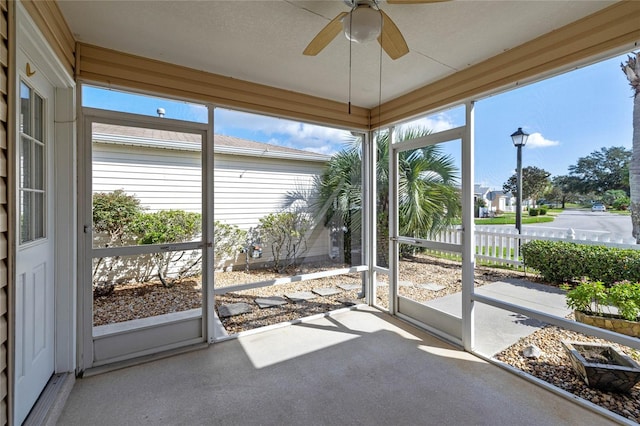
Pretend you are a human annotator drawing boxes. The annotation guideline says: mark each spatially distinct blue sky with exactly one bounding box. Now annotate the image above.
[83,51,635,190]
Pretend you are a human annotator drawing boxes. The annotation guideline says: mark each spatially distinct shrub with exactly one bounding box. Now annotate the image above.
[214,221,246,266]
[613,197,630,211]
[538,207,547,216]
[133,210,202,286]
[521,240,640,284]
[564,279,607,314]
[92,190,145,292]
[528,208,539,216]
[93,189,144,246]
[565,279,640,321]
[258,211,311,273]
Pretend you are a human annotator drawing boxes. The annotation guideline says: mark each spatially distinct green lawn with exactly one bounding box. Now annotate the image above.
[474,213,555,225]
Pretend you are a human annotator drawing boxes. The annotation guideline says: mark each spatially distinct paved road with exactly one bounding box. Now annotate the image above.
[521,208,634,243]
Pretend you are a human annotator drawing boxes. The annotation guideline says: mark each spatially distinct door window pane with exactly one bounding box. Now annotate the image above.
[20,82,31,136]
[34,142,44,190]
[34,192,44,239]
[19,81,46,244]
[33,93,43,141]
[20,136,31,188]
[19,191,30,243]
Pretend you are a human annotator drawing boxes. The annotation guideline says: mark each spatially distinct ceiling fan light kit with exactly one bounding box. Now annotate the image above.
[303,0,448,60]
[342,4,382,43]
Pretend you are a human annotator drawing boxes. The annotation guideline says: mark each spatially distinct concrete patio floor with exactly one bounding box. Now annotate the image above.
[57,306,618,425]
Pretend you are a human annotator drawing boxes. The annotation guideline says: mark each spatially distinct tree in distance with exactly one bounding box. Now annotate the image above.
[503,166,551,208]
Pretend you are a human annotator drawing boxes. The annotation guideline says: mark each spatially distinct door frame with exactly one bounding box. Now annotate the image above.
[77,106,213,372]
[10,2,76,423]
[388,102,475,349]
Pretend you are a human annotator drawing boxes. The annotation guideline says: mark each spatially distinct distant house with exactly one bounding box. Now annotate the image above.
[474,185,491,217]
[92,123,334,268]
[487,190,514,213]
[475,185,529,215]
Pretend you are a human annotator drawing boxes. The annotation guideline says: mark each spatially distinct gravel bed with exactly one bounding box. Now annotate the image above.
[92,255,640,422]
[93,255,527,329]
[495,322,640,423]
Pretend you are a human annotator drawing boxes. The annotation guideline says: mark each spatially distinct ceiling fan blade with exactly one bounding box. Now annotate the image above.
[303,12,349,56]
[386,0,450,4]
[377,10,409,60]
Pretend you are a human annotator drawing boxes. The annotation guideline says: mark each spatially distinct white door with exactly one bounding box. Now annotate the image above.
[14,49,56,425]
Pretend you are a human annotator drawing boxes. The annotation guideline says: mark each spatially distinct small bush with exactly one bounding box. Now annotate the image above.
[528,208,539,216]
[133,210,202,286]
[565,279,640,321]
[258,211,311,273]
[521,240,640,284]
[93,189,144,245]
[538,207,547,216]
[214,221,246,266]
[613,197,630,211]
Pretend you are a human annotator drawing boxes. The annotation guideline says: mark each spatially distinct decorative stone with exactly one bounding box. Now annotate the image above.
[522,345,542,359]
[312,287,341,296]
[338,284,360,291]
[562,341,640,393]
[574,310,640,338]
[285,291,316,302]
[419,283,445,291]
[218,302,252,318]
[255,296,287,309]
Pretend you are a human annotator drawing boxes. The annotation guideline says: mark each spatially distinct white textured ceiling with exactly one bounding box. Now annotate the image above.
[58,0,616,109]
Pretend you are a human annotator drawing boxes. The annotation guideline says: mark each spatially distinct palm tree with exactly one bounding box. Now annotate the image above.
[621,52,640,243]
[313,127,461,265]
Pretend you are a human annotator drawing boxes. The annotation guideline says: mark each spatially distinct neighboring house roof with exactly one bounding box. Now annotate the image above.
[474,184,491,197]
[92,122,331,162]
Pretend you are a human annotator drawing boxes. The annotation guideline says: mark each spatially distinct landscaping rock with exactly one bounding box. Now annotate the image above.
[419,283,446,291]
[218,302,252,318]
[284,291,316,302]
[338,284,361,291]
[255,297,287,309]
[312,287,341,297]
[522,345,542,359]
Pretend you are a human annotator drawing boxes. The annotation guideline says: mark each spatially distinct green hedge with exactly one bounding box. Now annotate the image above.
[521,240,640,285]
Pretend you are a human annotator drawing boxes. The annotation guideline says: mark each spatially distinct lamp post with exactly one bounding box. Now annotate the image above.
[511,127,529,234]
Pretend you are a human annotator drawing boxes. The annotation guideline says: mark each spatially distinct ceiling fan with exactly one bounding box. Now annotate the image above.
[303,0,450,60]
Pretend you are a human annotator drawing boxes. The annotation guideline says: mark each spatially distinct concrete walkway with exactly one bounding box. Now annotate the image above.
[424,279,571,356]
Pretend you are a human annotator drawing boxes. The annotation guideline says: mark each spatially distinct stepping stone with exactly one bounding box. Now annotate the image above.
[338,298,360,306]
[255,296,287,309]
[398,280,413,287]
[285,291,316,302]
[312,287,341,297]
[218,302,252,318]
[338,284,360,291]
[419,283,446,291]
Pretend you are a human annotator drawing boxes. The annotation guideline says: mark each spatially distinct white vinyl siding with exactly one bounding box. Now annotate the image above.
[93,143,202,213]
[92,141,331,264]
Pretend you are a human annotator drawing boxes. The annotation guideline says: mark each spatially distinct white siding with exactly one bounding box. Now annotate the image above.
[92,142,331,264]
[93,143,202,213]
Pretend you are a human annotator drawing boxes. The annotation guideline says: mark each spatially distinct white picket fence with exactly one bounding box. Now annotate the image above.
[429,225,639,267]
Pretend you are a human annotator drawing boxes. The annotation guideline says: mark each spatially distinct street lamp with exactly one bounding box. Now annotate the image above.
[511,127,529,234]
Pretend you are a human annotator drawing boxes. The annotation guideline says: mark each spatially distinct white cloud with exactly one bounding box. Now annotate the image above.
[399,113,456,133]
[526,132,559,149]
[214,108,352,155]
